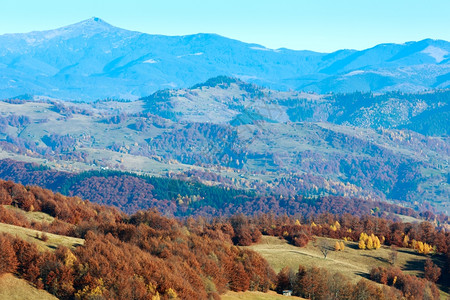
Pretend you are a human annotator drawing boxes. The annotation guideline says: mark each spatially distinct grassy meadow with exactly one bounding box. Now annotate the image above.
[0,273,57,300]
[248,235,449,298]
[0,222,84,252]
[222,290,306,300]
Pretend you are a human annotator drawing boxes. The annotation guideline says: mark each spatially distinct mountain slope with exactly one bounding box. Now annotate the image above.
[0,18,449,100]
[0,82,447,212]
[0,274,57,300]
[0,178,276,299]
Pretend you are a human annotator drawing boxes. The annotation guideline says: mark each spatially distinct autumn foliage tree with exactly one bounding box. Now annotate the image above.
[424,259,441,283]
[275,266,293,294]
[281,264,403,300]
[359,232,381,250]
[0,233,18,274]
[370,265,440,300]
[334,241,341,251]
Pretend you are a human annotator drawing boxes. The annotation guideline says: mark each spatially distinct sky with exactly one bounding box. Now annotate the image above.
[1,0,449,52]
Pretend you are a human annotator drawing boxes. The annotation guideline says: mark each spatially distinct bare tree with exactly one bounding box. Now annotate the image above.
[388,245,398,265]
[316,239,332,259]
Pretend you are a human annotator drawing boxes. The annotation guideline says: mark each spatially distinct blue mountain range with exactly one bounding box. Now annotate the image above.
[0,17,449,101]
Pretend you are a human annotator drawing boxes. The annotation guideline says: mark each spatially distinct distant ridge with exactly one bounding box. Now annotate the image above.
[0,18,449,101]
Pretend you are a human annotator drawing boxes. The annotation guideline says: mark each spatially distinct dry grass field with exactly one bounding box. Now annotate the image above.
[0,222,84,251]
[0,273,57,300]
[248,235,449,298]
[222,290,306,300]
[4,205,55,223]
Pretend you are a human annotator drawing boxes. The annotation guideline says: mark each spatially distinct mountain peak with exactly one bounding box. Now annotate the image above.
[21,17,122,42]
[66,17,115,32]
[79,17,111,27]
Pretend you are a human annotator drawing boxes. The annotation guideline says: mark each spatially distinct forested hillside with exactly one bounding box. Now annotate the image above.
[0,178,448,299]
[0,82,448,213]
[1,159,446,224]
[0,179,275,299]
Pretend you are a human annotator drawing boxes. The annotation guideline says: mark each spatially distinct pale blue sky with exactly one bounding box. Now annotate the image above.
[1,0,449,52]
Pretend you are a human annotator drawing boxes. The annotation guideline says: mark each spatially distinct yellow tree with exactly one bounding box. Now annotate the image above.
[360,232,368,241]
[416,241,425,254]
[339,241,345,251]
[423,243,432,255]
[334,241,341,251]
[358,239,366,250]
[373,236,381,249]
[366,236,374,250]
[403,235,410,247]
[334,221,341,229]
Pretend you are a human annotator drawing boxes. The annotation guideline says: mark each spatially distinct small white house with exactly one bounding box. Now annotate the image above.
[282,290,292,296]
